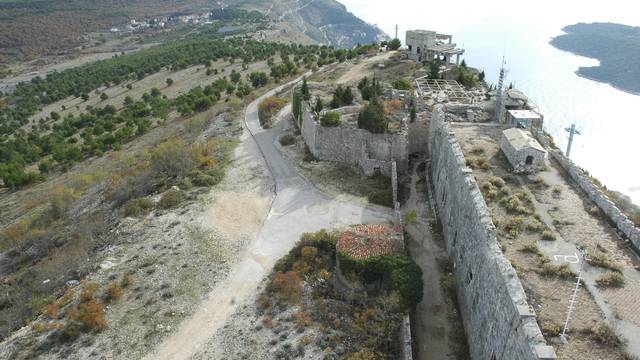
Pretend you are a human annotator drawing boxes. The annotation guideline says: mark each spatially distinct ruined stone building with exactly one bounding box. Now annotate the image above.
[405,30,464,64]
[500,128,547,173]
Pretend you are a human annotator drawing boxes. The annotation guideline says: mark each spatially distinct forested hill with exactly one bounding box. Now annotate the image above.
[0,0,387,65]
[550,22,640,94]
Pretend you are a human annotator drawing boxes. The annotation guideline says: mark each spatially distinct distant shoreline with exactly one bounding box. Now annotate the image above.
[550,42,640,97]
[573,69,640,97]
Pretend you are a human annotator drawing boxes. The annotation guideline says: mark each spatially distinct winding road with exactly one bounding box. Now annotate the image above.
[145,76,393,360]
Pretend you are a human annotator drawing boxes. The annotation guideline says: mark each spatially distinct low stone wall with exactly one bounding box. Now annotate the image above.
[534,133,640,251]
[429,106,556,360]
[300,104,408,176]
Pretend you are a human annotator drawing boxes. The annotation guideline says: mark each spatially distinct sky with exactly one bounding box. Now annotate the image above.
[339,0,640,42]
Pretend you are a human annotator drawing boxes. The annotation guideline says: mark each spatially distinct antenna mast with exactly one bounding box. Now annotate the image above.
[395,24,399,39]
[495,57,506,123]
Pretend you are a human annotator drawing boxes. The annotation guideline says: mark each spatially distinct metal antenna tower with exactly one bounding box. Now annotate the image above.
[560,249,586,343]
[565,123,581,158]
[495,57,507,123]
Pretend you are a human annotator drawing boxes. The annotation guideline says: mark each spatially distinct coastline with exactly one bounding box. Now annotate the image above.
[573,69,640,96]
[549,37,640,97]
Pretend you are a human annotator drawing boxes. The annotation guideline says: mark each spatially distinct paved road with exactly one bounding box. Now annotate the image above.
[146,76,393,360]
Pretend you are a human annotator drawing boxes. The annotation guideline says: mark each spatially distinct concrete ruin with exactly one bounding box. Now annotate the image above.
[500,128,547,173]
[429,106,556,360]
[507,109,543,130]
[405,30,464,64]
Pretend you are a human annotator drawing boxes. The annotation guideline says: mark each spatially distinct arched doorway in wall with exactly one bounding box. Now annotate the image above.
[525,155,534,165]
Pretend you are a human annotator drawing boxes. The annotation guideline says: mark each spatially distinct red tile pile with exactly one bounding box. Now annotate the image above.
[336,224,403,260]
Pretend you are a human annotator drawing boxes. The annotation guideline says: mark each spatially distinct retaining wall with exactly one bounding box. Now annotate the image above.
[429,106,556,360]
[534,133,640,251]
[300,105,408,176]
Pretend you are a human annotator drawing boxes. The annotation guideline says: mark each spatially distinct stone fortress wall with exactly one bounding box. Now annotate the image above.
[299,103,409,176]
[429,106,556,360]
[534,132,640,251]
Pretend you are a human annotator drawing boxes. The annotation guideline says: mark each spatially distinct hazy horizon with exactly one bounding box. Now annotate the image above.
[340,0,640,42]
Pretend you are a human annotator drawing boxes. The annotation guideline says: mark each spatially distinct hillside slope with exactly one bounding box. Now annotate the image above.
[0,0,387,66]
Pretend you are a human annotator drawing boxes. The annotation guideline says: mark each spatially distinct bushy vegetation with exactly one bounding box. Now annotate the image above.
[258,96,288,128]
[358,98,387,134]
[124,198,154,217]
[358,76,382,101]
[291,90,302,127]
[337,252,423,309]
[388,38,401,51]
[596,272,625,288]
[320,111,341,127]
[392,78,413,90]
[329,85,354,108]
[158,189,184,209]
[450,63,478,88]
[0,37,346,188]
[279,134,296,146]
[260,230,409,358]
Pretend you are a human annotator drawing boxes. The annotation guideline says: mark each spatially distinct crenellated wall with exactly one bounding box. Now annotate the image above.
[300,104,409,176]
[428,106,556,360]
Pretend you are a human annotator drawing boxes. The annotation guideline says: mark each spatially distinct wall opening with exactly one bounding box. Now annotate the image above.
[525,155,534,165]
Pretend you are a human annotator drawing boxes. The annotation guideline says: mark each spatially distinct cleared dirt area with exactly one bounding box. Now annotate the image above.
[451,123,640,359]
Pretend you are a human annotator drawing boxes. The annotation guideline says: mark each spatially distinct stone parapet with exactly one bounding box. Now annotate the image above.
[429,105,556,360]
[534,132,640,251]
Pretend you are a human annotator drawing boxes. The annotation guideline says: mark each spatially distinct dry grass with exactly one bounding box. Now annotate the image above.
[80,282,99,302]
[541,229,556,241]
[540,320,563,337]
[586,251,623,273]
[519,242,543,256]
[267,271,303,304]
[466,156,491,171]
[120,273,134,288]
[596,272,625,288]
[105,283,124,303]
[539,263,574,280]
[580,324,627,349]
[292,311,313,328]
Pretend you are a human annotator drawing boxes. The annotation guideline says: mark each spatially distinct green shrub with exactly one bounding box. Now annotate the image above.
[367,189,393,207]
[358,99,387,134]
[329,86,353,108]
[320,112,341,127]
[158,189,184,209]
[337,253,423,309]
[279,134,296,146]
[124,198,154,217]
[392,79,413,90]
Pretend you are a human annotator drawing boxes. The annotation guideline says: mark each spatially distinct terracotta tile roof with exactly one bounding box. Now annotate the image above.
[336,224,404,260]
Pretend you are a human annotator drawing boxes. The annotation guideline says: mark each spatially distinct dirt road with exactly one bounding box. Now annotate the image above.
[144,76,393,360]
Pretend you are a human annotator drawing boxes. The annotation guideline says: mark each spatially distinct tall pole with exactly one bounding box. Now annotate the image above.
[395,24,399,40]
[495,57,506,123]
[565,123,581,158]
